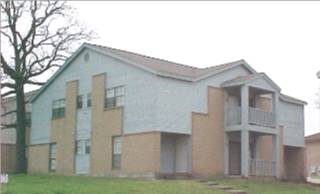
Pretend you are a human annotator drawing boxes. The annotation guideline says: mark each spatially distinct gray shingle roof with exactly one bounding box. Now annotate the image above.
[280,94,307,105]
[87,43,246,79]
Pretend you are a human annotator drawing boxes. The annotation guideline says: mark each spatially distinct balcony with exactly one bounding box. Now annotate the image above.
[226,106,276,128]
[249,107,275,128]
[249,159,276,177]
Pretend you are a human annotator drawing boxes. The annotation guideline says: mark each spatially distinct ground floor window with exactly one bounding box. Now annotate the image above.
[76,139,91,154]
[49,143,57,171]
[112,136,121,169]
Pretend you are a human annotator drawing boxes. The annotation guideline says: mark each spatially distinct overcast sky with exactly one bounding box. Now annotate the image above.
[66,1,320,135]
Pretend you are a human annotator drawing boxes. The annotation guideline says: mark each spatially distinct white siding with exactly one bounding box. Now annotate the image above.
[31,49,159,144]
[156,65,251,134]
[279,100,305,147]
[248,77,277,92]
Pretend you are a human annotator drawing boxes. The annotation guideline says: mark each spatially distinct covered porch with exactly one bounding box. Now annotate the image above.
[159,132,192,176]
[222,73,281,178]
[226,131,278,177]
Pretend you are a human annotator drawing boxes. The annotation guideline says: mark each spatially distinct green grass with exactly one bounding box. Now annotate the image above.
[216,178,320,194]
[1,174,225,194]
[1,174,320,194]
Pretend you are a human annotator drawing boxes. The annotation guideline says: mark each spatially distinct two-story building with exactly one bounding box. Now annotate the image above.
[1,90,37,173]
[28,43,306,179]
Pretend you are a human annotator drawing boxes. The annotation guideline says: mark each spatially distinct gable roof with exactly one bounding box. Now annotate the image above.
[221,72,281,92]
[31,43,256,102]
[280,94,307,105]
[85,43,256,80]
[305,132,320,143]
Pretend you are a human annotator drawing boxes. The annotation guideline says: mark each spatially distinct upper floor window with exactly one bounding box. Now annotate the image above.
[87,93,92,107]
[105,86,124,108]
[52,99,65,119]
[77,95,83,109]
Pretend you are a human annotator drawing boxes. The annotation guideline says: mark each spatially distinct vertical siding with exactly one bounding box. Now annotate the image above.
[279,100,305,147]
[156,65,251,134]
[31,49,159,145]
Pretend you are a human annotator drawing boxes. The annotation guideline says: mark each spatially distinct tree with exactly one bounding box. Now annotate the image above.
[1,0,94,173]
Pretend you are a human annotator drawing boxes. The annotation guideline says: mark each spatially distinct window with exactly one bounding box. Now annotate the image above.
[77,95,83,109]
[25,112,31,128]
[105,86,124,108]
[112,136,121,169]
[52,99,65,119]
[76,139,90,154]
[85,140,90,154]
[49,143,57,171]
[87,93,92,107]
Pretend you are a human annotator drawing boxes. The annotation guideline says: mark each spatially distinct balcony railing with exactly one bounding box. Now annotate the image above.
[249,107,275,128]
[250,159,276,177]
[226,106,275,128]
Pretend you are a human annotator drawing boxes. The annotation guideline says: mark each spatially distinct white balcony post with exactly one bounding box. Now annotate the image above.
[272,93,279,127]
[241,85,249,127]
[224,132,229,175]
[272,134,280,178]
[241,130,250,177]
[272,92,280,178]
[241,85,250,177]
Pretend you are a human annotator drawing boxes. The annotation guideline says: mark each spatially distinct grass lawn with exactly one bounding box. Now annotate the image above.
[1,174,225,194]
[216,178,320,194]
[1,174,319,194]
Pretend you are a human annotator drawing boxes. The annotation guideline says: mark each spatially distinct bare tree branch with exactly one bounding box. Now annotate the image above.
[1,123,17,130]
[1,90,15,98]
[0,0,95,173]
[25,80,46,86]
[1,110,17,117]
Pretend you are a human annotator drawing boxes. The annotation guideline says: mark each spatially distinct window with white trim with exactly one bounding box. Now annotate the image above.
[52,99,65,119]
[112,136,121,169]
[75,139,91,154]
[105,86,124,108]
[49,143,57,171]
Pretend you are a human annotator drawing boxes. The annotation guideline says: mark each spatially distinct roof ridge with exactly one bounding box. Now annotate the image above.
[86,43,203,70]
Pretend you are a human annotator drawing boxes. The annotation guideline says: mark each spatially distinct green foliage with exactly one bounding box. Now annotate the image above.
[1,174,224,194]
[216,178,320,194]
[2,174,320,194]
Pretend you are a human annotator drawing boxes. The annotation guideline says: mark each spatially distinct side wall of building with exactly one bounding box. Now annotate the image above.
[306,141,320,171]
[28,144,49,173]
[31,48,159,145]
[192,87,225,177]
[279,100,305,147]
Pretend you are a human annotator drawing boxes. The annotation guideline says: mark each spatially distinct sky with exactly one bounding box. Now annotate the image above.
[31,1,320,135]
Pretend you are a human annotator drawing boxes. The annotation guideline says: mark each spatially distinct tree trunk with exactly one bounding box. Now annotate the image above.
[15,83,27,173]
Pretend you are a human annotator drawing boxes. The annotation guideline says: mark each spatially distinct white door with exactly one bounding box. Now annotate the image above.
[75,140,90,174]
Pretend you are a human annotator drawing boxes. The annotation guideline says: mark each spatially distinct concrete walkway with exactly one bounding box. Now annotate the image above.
[198,180,248,194]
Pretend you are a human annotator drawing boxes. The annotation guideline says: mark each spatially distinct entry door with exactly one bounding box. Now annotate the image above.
[229,141,241,175]
[75,140,90,174]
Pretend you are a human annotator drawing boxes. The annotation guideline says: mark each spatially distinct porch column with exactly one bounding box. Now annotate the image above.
[272,134,280,178]
[224,132,229,175]
[271,92,279,128]
[241,85,250,177]
[241,130,250,177]
[272,92,280,178]
[241,85,249,126]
